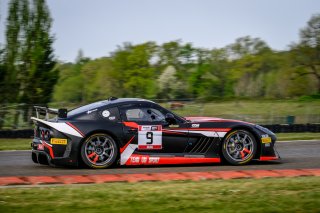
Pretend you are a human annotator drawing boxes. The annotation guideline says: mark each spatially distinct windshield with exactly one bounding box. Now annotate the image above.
[154,103,187,123]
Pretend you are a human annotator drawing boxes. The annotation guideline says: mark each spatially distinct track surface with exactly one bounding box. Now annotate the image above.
[0,141,319,177]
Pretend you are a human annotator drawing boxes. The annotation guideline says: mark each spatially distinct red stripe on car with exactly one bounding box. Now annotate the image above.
[259,156,278,161]
[120,136,135,153]
[66,122,85,137]
[172,128,231,132]
[125,154,220,165]
[123,122,139,129]
[41,140,54,159]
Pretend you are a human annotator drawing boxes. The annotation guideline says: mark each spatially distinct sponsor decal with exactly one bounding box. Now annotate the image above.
[191,124,200,128]
[50,138,68,145]
[129,156,160,165]
[102,110,110,117]
[125,155,221,165]
[87,109,97,114]
[138,125,162,150]
[261,134,272,143]
[168,124,179,128]
[109,116,116,120]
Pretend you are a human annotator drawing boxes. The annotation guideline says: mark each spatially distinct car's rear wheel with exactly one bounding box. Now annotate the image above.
[81,133,118,169]
[222,130,257,165]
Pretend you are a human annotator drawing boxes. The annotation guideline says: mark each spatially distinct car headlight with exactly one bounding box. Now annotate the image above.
[255,125,275,136]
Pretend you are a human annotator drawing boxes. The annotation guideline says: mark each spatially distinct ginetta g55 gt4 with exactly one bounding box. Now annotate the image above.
[31,97,279,169]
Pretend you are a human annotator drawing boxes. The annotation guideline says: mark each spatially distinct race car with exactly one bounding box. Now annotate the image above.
[31,97,279,169]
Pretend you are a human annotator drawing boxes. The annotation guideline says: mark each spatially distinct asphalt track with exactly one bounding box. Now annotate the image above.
[0,140,319,177]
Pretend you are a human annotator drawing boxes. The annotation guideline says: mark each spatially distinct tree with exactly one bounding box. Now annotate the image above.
[2,0,58,126]
[157,65,186,99]
[81,57,114,102]
[188,48,232,100]
[20,0,58,105]
[159,40,181,67]
[290,14,320,93]
[53,50,89,103]
[2,0,21,104]
[0,48,6,128]
[209,48,233,97]
[3,0,58,105]
[111,42,157,98]
[228,36,270,59]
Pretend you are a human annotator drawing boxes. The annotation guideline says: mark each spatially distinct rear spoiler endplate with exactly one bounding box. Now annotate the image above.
[34,106,67,120]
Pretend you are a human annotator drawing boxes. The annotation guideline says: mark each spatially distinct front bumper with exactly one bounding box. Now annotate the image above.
[259,135,281,161]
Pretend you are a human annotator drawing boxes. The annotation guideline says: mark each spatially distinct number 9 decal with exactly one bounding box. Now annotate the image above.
[138,126,162,150]
[146,132,153,144]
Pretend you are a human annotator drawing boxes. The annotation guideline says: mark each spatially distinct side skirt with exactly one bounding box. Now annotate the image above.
[124,154,220,166]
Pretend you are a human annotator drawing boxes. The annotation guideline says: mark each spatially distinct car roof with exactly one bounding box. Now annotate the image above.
[105,98,155,105]
[67,98,155,117]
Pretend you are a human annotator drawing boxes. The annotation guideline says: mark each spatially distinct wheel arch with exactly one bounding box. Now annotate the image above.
[77,129,121,165]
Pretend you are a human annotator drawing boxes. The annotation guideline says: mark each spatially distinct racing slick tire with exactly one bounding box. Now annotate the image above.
[80,133,118,169]
[222,130,257,165]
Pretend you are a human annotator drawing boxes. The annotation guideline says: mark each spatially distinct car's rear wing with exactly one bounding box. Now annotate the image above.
[33,106,68,120]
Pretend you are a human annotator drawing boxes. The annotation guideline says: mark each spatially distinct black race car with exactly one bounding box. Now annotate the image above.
[31,97,279,169]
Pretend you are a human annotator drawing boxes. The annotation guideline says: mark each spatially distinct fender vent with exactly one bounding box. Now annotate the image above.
[189,137,213,154]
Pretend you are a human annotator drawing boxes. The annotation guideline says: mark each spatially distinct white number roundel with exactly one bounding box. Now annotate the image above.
[102,110,110,117]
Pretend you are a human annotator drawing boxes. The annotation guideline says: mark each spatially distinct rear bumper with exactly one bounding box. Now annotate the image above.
[32,150,53,165]
[31,138,78,167]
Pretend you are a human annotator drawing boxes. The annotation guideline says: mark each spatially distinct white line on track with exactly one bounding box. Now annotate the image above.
[278,139,320,143]
[0,150,30,152]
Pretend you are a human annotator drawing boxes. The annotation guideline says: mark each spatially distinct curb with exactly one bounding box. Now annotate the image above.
[0,169,319,186]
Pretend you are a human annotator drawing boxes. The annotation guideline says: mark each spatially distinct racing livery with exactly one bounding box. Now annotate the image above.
[31,97,280,168]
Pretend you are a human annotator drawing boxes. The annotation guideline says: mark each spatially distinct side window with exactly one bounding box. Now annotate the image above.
[148,108,165,122]
[126,108,146,121]
[124,108,165,122]
[100,107,120,122]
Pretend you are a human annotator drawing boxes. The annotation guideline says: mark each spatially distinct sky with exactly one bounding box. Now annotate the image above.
[0,0,320,62]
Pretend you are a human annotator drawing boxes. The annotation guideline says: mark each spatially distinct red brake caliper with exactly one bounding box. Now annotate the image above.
[92,155,99,163]
[87,152,96,159]
[240,151,245,159]
[243,148,251,154]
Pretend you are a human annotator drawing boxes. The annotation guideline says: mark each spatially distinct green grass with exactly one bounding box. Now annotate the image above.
[0,138,31,150]
[164,100,320,124]
[0,177,319,213]
[277,133,320,141]
[0,133,319,151]
[167,100,320,116]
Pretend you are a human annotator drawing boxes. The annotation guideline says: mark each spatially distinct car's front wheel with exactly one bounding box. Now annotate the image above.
[80,133,118,169]
[222,130,257,165]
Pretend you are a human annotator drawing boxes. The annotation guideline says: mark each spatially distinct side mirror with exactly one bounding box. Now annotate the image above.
[165,113,176,124]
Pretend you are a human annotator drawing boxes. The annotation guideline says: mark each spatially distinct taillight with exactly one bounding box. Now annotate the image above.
[40,130,45,139]
[38,127,51,141]
[44,130,50,141]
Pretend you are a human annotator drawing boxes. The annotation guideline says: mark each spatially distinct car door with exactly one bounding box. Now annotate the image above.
[120,103,189,155]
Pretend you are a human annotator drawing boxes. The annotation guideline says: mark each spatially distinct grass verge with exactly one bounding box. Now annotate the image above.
[0,138,31,150]
[0,133,319,151]
[166,100,320,124]
[277,133,320,141]
[0,177,319,213]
